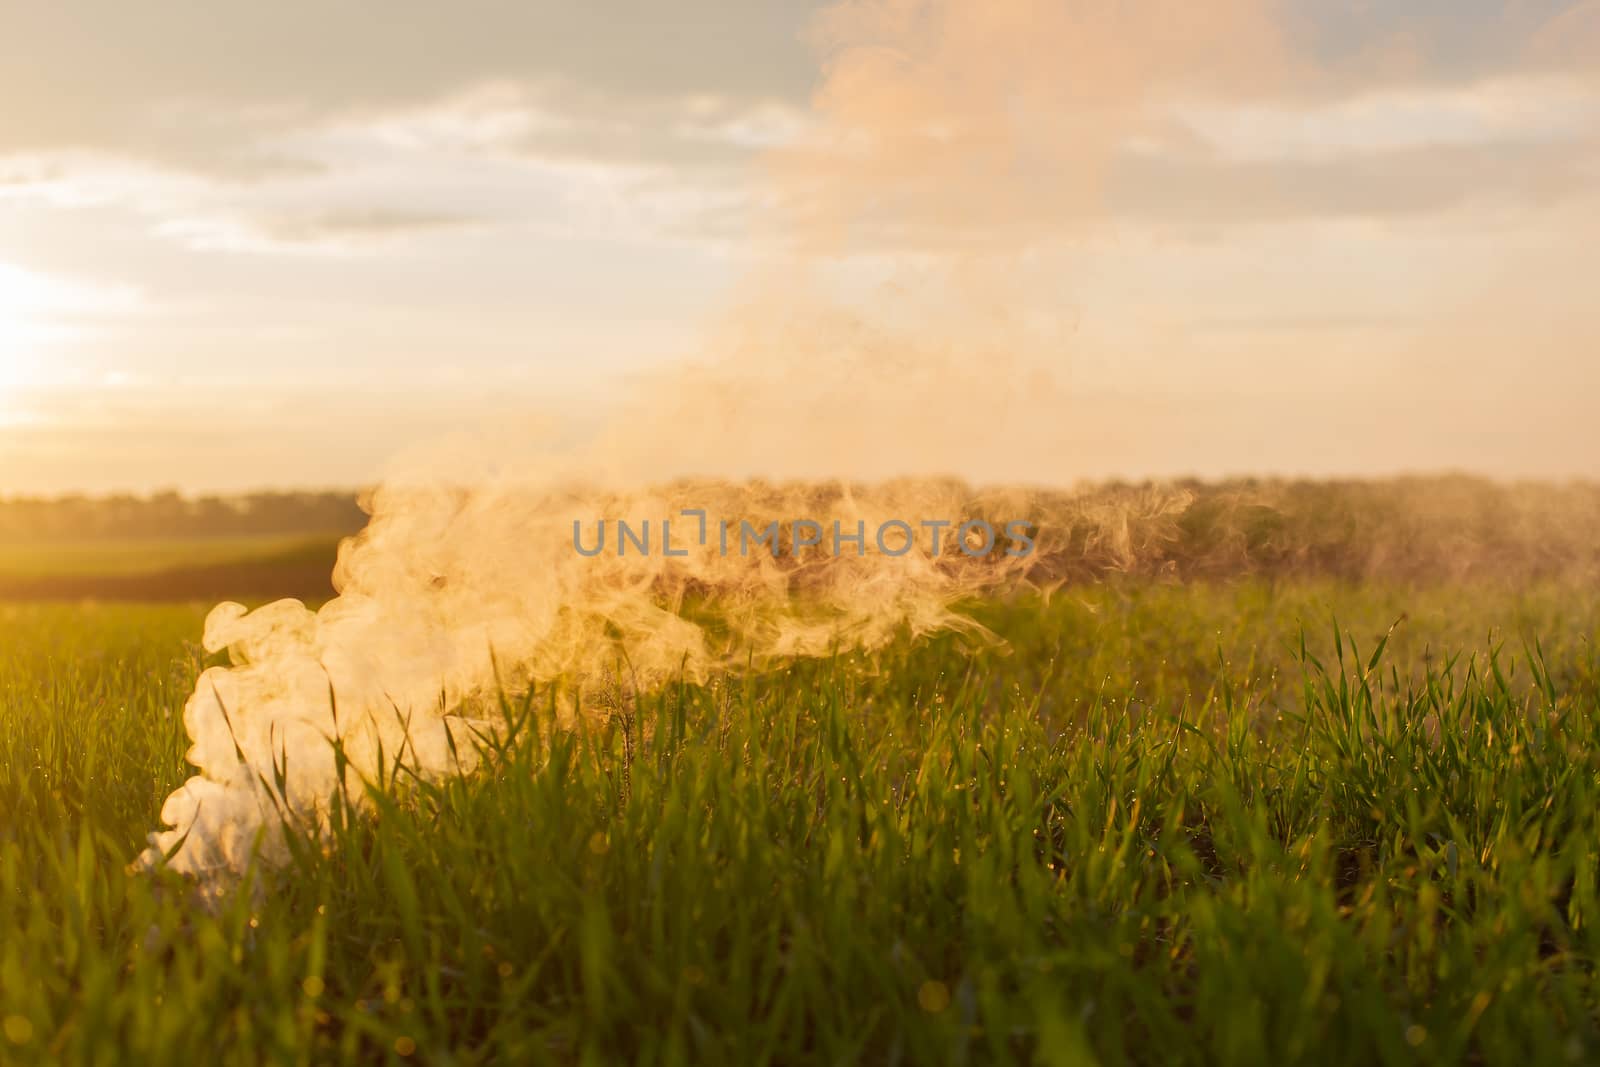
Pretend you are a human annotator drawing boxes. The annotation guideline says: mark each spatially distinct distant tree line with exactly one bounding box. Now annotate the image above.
[1026,474,1600,586]
[0,490,367,541]
[3,476,1596,586]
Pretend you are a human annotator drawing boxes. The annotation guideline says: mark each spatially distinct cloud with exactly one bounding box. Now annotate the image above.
[0,3,820,173]
[1100,71,1600,228]
[253,209,483,244]
[1113,128,1600,228]
[1165,75,1600,162]
[0,76,803,260]
[1282,0,1593,87]
[3,2,1591,257]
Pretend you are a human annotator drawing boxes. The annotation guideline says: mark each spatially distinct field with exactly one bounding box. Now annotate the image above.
[4,569,1600,1064]
[0,535,344,604]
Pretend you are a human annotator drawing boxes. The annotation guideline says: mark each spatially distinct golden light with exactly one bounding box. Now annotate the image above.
[0,262,53,398]
[0,263,135,410]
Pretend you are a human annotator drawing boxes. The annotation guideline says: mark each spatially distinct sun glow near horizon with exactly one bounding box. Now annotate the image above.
[0,266,45,421]
[0,262,146,411]
[0,262,71,395]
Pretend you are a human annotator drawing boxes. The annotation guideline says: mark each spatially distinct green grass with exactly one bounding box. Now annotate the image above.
[0,535,342,580]
[2,581,1599,1064]
[0,536,344,604]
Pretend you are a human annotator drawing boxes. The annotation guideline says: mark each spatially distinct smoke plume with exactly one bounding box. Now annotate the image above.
[143,0,1281,876]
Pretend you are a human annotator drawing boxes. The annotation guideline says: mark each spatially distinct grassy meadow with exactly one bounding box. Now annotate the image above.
[0,534,339,580]
[3,560,1600,1063]
[0,536,344,604]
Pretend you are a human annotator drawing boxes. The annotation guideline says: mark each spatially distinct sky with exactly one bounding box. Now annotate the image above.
[0,0,1597,493]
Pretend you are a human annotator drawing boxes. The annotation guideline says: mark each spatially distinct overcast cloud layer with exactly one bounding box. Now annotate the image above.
[1,1,1597,491]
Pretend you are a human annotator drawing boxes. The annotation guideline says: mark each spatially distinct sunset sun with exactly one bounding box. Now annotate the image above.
[0,263,51,394]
